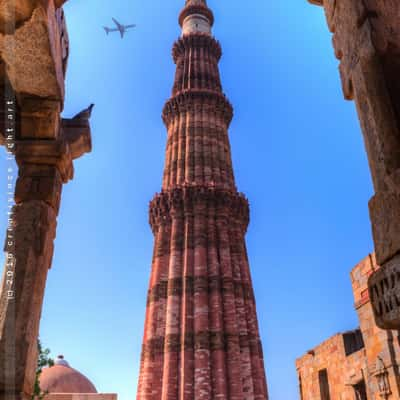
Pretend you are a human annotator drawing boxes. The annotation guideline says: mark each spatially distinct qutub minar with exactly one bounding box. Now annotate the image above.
[136,1,269,400]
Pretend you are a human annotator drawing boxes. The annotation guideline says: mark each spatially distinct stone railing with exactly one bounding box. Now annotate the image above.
[369,256,400,329]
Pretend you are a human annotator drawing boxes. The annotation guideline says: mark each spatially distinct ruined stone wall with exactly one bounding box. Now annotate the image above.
[296,334,367,399]
[296,254,400,399]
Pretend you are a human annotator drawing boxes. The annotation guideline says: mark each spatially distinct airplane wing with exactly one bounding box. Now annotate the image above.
[104,27,119,34]
[112,18,122,30]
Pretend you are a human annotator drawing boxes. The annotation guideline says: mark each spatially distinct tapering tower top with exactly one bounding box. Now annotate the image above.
[179,0,214,36]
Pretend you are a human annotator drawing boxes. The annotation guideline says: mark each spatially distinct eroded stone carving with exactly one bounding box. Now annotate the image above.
[0,0,69,103]
[375,357,392,399]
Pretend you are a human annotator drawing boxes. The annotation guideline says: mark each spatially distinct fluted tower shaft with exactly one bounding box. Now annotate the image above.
[136,2,269,400]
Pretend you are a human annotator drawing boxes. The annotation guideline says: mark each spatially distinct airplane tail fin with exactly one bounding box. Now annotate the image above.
[103,27,110,35]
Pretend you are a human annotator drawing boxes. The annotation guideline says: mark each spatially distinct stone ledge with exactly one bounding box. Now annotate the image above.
[162,89,233,127]
[149,186,249,233]
[369,190,400,265]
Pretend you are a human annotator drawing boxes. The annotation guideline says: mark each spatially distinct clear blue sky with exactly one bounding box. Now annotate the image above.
[0,1,374,399]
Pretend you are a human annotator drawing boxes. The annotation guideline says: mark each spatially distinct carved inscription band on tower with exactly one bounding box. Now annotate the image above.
[136,1,269,400]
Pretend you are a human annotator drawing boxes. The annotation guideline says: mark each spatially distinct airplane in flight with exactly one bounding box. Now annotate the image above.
[103,18,136,38]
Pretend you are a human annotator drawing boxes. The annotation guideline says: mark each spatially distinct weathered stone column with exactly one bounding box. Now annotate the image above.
[0,1,92,399]
[0,115,91,400]
[308,0,400,330]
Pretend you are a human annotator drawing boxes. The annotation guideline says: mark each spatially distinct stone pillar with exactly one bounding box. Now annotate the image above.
[0,101,92,400]
[0,108,91,400]
[0,1,92,399]
[308,0,400,330]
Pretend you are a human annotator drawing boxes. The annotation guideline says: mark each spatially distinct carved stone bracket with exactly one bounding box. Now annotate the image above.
[8,115,92,186]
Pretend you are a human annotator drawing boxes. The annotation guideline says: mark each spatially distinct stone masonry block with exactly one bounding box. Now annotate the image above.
[369,190,400,265]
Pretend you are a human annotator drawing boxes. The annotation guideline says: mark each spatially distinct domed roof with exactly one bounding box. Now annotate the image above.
[40,355,97,394]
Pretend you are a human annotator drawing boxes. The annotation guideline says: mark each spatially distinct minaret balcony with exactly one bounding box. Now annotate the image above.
[162,89,233,127]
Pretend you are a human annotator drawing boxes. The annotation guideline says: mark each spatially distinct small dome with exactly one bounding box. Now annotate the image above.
[54,355,70,367]
[40,356,97,394]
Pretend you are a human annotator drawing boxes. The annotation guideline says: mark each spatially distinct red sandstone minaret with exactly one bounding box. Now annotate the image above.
[136,1,269,400]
